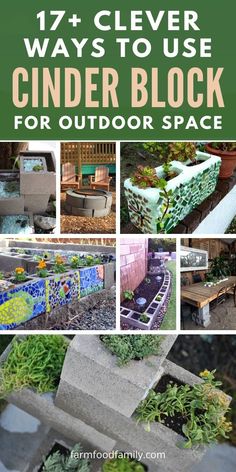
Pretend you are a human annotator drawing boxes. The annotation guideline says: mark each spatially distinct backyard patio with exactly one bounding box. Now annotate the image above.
[0,238,116,330]
[120,238,176,330]
[181,238,236,329]
[60,142,116,234]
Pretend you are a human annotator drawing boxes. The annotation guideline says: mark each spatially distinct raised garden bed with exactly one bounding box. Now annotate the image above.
[124,151,221,233]
[120,270,171,330]
[0,254,108,329]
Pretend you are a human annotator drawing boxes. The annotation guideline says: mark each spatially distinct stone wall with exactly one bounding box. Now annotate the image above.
[120,238,148,298]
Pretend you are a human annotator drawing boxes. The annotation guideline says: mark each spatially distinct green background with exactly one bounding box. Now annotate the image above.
[0,0,235,140]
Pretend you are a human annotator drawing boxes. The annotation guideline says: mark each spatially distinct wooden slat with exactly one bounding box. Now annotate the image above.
[61,142,116,165]
[181,276,236,308]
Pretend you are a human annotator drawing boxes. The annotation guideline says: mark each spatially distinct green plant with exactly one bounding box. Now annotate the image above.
[142,142,196,163]
[206,256,230,281]
[136,370,232,449]
[208,142,236,152]
[0,335,68,397]
[123,290,134,301]
[33,164,43,172]
[100,335,162,366]
[70,256,82,269]
[13,267,27,282]
[36,260,49,278]
[156,295,162,301]
[140,314,149,324]
[130,165,174,232]
[42,443,90,472]
[53,255,67,274]
[102,457,145,472]
[0,271,4,280]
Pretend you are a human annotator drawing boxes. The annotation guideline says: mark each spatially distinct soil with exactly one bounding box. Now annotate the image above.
[60,187,116,234]
[186,160,203,167]
[122,274,164,313]
[154,374,188,436]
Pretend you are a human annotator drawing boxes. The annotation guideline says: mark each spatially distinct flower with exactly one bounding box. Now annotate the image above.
[55,255,64,265]
[199,369,210,378]
[15,267,25,274]
[37,260,47,270]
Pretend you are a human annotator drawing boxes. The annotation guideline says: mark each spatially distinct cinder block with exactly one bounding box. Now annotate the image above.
[104,262,115,289]
[20,173,56,196]
[56,335,177,418]
[0,196,24,215]
[24,194,50,213]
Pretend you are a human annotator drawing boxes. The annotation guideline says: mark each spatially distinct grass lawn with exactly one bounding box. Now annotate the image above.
[159,260,176,330]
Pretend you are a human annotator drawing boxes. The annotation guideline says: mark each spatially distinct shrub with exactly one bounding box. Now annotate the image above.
[100,335,162,366]
[123,290,134,300]
[0,335,68,397]
[136,369,232,448]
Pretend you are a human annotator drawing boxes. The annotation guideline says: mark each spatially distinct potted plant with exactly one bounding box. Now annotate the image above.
[52,255,67,274]
[206,256,230,281]
[136,369,231,449]
[36,260,49,278]
[124,142,221,233]
[12,267,28,283]
[205,142,236,179]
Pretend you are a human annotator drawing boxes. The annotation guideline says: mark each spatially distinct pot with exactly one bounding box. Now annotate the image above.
[205,143,236,179]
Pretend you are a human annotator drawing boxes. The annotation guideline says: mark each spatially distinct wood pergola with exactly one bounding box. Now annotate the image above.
[61,142,116,189]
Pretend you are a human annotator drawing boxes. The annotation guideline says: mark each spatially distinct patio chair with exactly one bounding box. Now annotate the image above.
[61,163,81,190]
[89,166,112,191]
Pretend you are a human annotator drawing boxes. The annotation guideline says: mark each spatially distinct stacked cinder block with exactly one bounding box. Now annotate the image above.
[120,238,148,297]
[1,335,230,472]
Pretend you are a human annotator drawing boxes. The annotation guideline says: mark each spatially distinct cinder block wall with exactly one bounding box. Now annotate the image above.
[120,238,148,299]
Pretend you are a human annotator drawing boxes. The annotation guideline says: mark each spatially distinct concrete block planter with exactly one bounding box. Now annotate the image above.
[124,151,221,233]
[79,265,104,297]
[45,270,80,313]
[20,154,56,197]
[56,354,230,472]
[120,270,171,330]
[0,277,46,329]
[55,335,177,418]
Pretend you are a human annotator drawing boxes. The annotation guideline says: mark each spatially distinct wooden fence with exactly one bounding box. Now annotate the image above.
[61,142,116,165]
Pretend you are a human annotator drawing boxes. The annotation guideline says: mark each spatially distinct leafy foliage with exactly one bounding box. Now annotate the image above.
[206,256,230,281]
[139,314,149,324]
[142,142,196,163]
[130,165,165,189]
[102,457,145,472]
[0,335,68,397]
[123,290,134,300]
[42,443,90,472]
[100,335,163,366]
[209,142,236,152]
[136,370,232,448]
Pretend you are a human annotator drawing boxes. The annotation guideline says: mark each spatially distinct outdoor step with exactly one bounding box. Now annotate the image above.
[55,335,177,417]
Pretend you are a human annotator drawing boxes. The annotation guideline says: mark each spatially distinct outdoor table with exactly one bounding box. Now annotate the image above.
[181,276,236,319]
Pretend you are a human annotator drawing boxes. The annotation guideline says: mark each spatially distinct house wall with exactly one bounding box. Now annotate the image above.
[120,238,148,299]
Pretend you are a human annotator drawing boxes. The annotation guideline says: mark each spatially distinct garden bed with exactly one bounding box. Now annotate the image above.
[120,270,171,330]
[121,274,164,313]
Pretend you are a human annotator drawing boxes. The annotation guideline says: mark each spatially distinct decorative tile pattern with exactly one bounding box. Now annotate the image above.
[0,279,46,329]
[46,270,80,312]
[79,265,104,298]
[124,153,221,234]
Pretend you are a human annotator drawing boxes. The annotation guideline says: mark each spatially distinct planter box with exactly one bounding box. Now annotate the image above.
[0,277,46,329]
[124,151,221,233]
[79,265,104,297]
[45,270,80,313]
[120,270,171,330]
[55,335,177,418]
[20,154,56,196]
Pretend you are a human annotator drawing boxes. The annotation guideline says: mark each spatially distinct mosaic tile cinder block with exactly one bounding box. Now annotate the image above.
[0,278,46,329]
[124,151,221,233]
[79,265,104,298]
[45,270,80,312]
